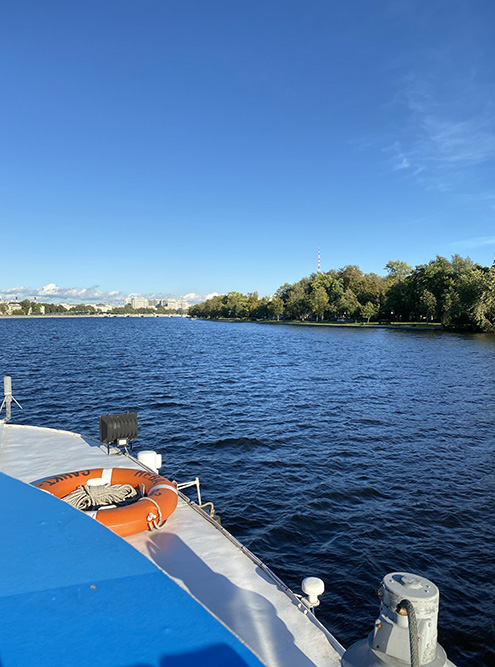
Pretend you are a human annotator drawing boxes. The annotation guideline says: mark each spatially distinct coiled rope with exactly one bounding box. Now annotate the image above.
[397,599,419,667]
[62,483,139,511]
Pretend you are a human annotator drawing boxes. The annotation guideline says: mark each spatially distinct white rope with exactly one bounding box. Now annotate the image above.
[144,496,164,529]
[62,483,139,511]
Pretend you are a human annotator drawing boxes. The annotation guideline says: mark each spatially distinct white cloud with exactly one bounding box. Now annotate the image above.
[182,292,219,304]
[38,283,59,295]
[394,156,410,170]
[0,283,126,304]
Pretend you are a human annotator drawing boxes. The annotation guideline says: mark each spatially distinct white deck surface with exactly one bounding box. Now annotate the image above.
[0,421,140,483]
[0,420,344,667]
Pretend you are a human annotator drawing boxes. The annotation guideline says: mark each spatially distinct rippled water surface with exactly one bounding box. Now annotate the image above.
[1,317,494,665]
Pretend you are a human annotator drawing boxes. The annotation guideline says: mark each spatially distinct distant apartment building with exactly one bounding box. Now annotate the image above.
[162,299,189,311]
[7,302,22,313]
[124,296,189,311]
[124,296,149,309]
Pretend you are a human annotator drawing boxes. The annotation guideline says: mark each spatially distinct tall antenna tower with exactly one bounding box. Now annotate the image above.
[317,248,321,274]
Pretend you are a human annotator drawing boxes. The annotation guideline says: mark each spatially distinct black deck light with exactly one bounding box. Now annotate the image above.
[99,412,138,454]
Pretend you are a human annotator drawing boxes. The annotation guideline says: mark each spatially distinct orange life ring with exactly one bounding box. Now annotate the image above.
[34,468,178,538]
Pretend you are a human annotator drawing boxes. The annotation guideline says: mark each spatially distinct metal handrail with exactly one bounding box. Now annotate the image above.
[177,476,202,505]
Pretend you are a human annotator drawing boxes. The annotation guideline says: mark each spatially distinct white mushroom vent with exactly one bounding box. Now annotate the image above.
[137,450,162,473]
[302,577,325,607]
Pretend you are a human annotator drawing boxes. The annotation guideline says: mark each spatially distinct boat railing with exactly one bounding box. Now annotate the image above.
[177,477,220,521]
[177,476,202,505]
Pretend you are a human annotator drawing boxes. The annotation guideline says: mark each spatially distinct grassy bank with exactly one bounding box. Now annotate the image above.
[192,317,444,331]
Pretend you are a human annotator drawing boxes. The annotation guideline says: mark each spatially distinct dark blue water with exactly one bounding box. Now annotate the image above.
[1,317,494,665]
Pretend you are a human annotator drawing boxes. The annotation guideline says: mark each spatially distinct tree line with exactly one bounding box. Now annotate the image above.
[189,255,495,333]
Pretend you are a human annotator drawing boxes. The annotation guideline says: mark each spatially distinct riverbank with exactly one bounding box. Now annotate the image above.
[260,320,443,331]
[191,317,444,331]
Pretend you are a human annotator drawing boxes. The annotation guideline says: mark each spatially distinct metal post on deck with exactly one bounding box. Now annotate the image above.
[1,376,23,423]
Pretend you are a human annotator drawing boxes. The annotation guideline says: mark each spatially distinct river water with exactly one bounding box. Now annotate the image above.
[1,317,494,665]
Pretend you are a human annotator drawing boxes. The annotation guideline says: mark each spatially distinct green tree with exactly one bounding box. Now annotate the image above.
[41,303,66,314]
[411,256,456,320]
[225,292,248,318]
[267,296,284,320]
[385,260,412,282]
[451,254,475,275]
[418,290,437,321]
[336,289,360,318]
[70,304,96,314]
[359,273,384,305]
[309,285,329,321]
[253,296,270,319]
[335,265,387,317]
[361,301,378,323]
[285,281,309,320]
[247,292,259,319]
[384,260,414,320]
[20,299,31,314]
[338,265,364,293]
[473,267,495,332]
[310,272,344,316]
[275,283,293,304]
[442,265,495,332]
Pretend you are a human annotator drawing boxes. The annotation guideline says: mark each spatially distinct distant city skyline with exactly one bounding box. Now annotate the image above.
[1,2,494,300]
[0,284,213,306]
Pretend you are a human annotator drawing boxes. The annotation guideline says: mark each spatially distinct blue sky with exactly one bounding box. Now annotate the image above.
[1,0,494,304]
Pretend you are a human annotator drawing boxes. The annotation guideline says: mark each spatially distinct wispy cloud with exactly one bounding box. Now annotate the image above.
[451,236,495,249]
[410,111,495,170]
[389,71,495,190]
[393,153,410,171]
[458,191,495,212]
